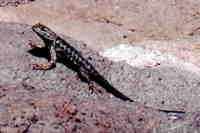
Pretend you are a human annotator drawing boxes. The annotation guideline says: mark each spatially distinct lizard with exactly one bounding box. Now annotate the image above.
[29,23,189,116]
[29,23,134,102]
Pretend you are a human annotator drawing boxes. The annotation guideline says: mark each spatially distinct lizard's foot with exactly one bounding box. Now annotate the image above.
[88,83,94,94]
[88,82,103,94]
[32,63,55,70]
[28,40,45,49]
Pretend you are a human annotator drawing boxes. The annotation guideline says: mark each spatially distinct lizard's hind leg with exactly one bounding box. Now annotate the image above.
[77,70,94,93]
[77,70,103,94]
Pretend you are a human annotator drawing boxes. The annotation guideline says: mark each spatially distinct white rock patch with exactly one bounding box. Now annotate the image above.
[100,44,200,75]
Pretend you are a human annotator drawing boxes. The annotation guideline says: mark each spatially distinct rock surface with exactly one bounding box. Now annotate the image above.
[1,0,200,132]
[0,22,162,133]
[101,44,200,112]
[0,22,200,133]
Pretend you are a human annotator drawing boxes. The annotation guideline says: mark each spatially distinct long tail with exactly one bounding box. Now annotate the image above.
[91,71,134,102]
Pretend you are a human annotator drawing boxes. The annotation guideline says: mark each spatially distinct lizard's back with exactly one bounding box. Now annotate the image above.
[55,37,96,75]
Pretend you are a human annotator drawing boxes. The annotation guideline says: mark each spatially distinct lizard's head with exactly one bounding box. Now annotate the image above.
[32,23,57,41]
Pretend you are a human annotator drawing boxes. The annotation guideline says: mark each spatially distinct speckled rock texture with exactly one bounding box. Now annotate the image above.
[0,22,200,133]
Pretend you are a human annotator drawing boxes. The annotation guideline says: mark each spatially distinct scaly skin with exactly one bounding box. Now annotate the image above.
[30,23,134,102]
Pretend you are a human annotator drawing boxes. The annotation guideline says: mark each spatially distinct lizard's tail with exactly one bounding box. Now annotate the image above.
[92,72,134,102]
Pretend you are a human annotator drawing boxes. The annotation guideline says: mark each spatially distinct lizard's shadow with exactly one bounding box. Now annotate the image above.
[28,48,48,59]
[28,48,90,83]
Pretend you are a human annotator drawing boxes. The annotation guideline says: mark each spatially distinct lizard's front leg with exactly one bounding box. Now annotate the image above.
[29,41,57,70]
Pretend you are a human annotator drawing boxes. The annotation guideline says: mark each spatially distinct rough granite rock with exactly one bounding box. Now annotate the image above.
[0,22,200,133]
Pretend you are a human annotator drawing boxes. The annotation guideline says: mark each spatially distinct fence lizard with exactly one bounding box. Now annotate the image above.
[29,23,188,115]
[29,23,134,102]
